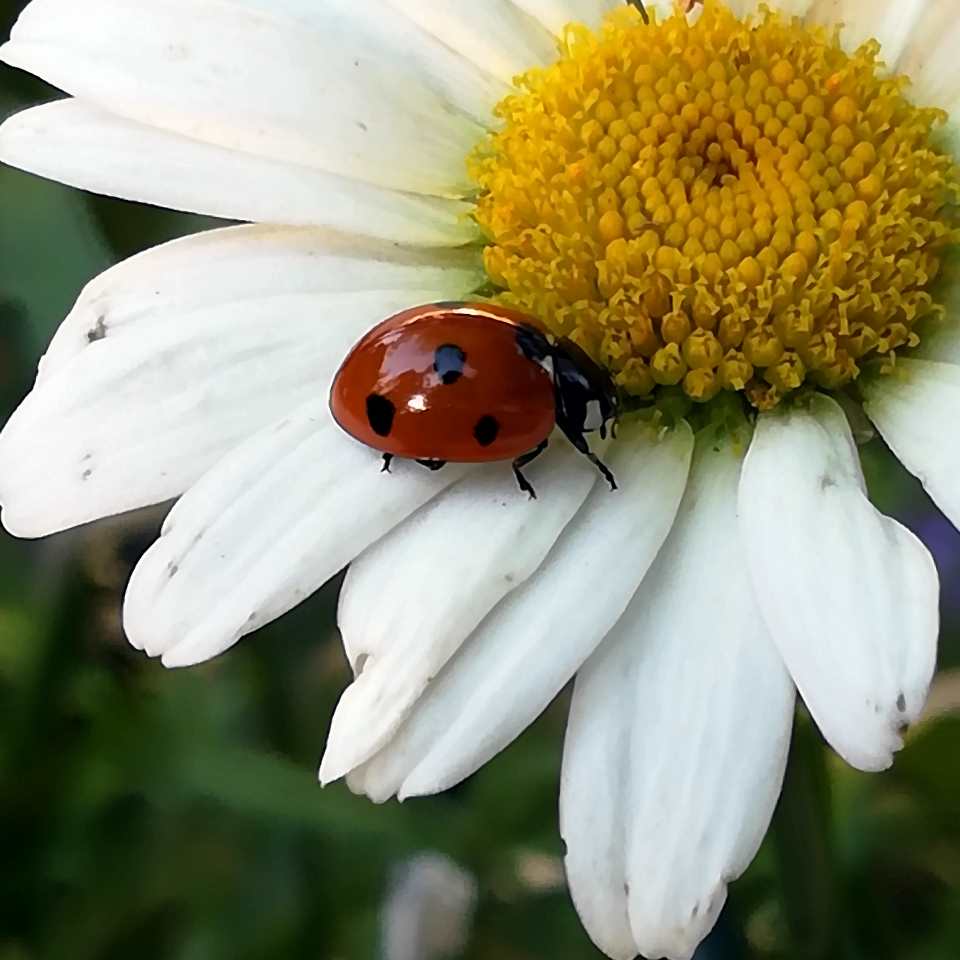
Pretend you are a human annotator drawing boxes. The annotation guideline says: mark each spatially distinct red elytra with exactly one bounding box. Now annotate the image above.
[329,302,557,463]
[329,301,619,496]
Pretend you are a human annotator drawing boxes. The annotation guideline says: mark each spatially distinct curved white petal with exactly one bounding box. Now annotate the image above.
[0,226,478,537]
[124,407,469,668]
[739,395,938,772]
[510,0,622,33]
[1,0,499,196]
[805,0,927,65]
[344,422,694,803]
[561,434,795,960]
[0,288,444,538]
[0,101,481,247]
[37,224,482,379]
[863,359,960,532]
[382,0,558,82]
[889,3,960,111]
[321,440,602,784]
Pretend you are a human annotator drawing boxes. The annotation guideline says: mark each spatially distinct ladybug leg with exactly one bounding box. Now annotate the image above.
[600,417,620,441]
[416,458,448,472]
[512,439,549,500]
[626,0,649,24]
[564,427,618,491]
[380,452,394,473]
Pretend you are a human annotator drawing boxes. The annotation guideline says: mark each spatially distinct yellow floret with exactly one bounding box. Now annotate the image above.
[468,0,959,406]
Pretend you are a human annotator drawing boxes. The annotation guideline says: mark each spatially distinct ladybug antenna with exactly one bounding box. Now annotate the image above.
[626,0,650,24]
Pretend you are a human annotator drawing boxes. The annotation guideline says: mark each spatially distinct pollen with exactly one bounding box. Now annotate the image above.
[468,1,960,408]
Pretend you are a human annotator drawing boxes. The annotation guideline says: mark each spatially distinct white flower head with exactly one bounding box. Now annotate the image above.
[1,1,958,957]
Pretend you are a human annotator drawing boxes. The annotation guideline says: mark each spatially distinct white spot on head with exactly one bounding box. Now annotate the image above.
[583,398,603,431]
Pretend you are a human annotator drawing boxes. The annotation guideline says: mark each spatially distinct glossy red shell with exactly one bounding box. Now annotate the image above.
[329,303,556,462]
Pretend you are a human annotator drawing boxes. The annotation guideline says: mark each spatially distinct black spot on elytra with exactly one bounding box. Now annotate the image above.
[366,393,395,437]
[434,343,467,385]
[896,691,907,712]
[474,415,500,447]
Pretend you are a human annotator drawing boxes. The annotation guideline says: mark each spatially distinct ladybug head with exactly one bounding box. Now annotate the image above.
[551,338,619,442]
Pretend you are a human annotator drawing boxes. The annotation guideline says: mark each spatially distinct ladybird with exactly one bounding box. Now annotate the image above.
[329,302,618,497]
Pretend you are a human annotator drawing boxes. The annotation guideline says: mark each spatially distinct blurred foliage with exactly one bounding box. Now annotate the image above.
[1,1,959,958]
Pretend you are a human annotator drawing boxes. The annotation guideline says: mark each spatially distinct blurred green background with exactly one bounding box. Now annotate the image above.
[1,2,959,958]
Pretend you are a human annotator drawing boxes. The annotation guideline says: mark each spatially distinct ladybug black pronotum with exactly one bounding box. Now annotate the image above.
[329,302,619,498]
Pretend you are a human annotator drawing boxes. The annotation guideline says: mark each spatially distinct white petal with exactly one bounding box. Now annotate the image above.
[1,0,499,196]
[0,227,480,536]
[381,0,558,82]
[344,422,694,803]
[0,226,479,537]
[863,359,960,531]
[561,434,795,960]
[0,100,480,246]
[37,224,483,379]
[898,3,960,115]
[893,8,960,158]
[739,395,938,772]
[510,0,621,34]
[0,289,442,538]
[321,440,601,784]
[124,407,469,668]
[805,0,927,65]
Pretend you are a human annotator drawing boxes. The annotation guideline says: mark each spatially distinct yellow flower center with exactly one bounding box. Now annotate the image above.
[469,1,959,410]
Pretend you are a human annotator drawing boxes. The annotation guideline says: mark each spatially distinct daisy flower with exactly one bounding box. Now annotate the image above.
[1,0,958,957]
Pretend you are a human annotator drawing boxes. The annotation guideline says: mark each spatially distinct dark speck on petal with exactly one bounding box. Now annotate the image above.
[86,317,107,343]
